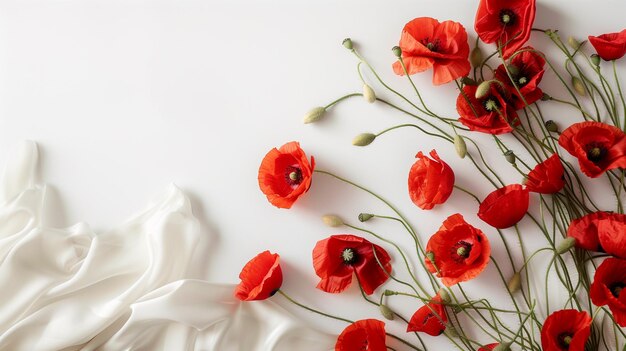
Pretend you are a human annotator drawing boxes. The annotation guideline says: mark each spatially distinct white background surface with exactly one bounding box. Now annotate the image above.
[0,0,624,347]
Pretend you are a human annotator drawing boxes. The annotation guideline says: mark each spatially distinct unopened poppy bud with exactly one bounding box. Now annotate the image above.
[470,46,483,67]
[322,215,344,227]
[438,288,451,304]
[541,92,552,101]
[460,76,477,86]
[363,84,376,103]
[545,120,559,133]
[493,342,512,351]
[303,106,326,124]
[567,36,581,50]
[591,54,601,67]
[379,304,395,320]
[358,213,374,222]
[504,150,516,164]
[342,38,353,50]
[572,76,586,96]
[507,272,521,294]
[352,133,376,146]
[444,325,458,338]
[475,80,492,99]
[392,46,402,58]
[454,135,467,159]
[506,64,520,77]
[556,237,576,254]
[384,289,397,296]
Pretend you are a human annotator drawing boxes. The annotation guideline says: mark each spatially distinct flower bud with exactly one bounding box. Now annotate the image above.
[470,46,483,67]
[567,36,581,50]
[352,133,376,146]
[392,46,402,58]
[363,84,376,103]
[591,54,601,67]
[358,213,374,222]
[438,288,451,304]
[493,342,512,351]
[384,289,397,296]
[507,272,521,294]
[556,237,576,254]
[460,76,477,86]
[572,76,586,96]
[545,120,559,133]
[322,214,344,227]
[379,304,395,320]
[342,38,353,50]
[303,107,327,124]
[504,150,516,164]
[475,80,492,99]
[541,92,552,101]
[454,135,467,159]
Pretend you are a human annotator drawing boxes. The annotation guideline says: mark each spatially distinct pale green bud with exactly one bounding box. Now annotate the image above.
[556,237,576,254]
[572,76,586,96]
[454,135,467,159]
[363,84,376,103]
[303,107,326,124]
[352,133,376,146]
[379,304,395,320]
[322,215,344,228]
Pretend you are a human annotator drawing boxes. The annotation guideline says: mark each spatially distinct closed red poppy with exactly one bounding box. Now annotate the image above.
[313,234,392,295]
[566,212,608,252]
[494,47,546,109]
[425,214,490,286]
[588,29,626,61]
[475,0,536,58]
[392,17,471,85]
[408,150,455,210]
[525,154,565,194]
[558,121,626,178]
[234,250,283,301]
[541,309,592,351]
[336,319,386,351]
[478,344,499,351]
[406,294,448,336]
[457,84,519,134]
[258,141,315,208]
[478,184,529,228]
[590,257,626,327]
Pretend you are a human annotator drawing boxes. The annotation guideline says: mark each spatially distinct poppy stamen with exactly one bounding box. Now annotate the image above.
[483,97,500,112]
[585,143,608,163]
[285,166,303,186]
[451,241,473,262]
[420,38,441,52]
[610,282,625,297]
[499,9,516,26]
[558,332,573,348]
[341,248,359,265]
[518,76,528,86]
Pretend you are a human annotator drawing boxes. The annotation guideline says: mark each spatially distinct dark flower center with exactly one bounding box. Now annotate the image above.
[610,282,625,298]
[285,166,303,186]
[451,241,473,262]
[482,96,500,112]
[421,38,441,52]
[585,142,608,163]
[341,248,359,265]
[499,9,516,26]
[557,332,573,348]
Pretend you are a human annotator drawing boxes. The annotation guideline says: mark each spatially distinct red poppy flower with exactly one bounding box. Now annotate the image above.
[525,154,565,194]
[475,0,536,58]
[541,309,591,351]
[456,84,519,134]
[597,213,626,258]
[566,212,608,252]
[478,184,529,228]
[336,319,386,351]
[478,344,499,351]
[408,150,455,210]
[559,121,626,178]
[258,141,315,209]
[407,294,448,336]
[313,234,392,295]
[425,214,490,286]
[588,29,626,61]
[494,47,546,109]
[234,250,283,301]
[392,17,470,85]
[590,258,626,327]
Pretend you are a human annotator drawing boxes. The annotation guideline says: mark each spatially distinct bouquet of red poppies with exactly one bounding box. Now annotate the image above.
[236,0,626,350]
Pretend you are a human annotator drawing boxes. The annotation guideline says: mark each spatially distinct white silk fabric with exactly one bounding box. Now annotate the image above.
[0,141,335,351]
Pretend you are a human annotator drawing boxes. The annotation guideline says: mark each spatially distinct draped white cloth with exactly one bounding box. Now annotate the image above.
[0,141,335,351]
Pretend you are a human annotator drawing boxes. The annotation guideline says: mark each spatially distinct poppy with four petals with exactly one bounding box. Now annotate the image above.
[540,309,592,351]
[234,250,283,301]
[408,150,455,210]
[494,46,546,109]
[425,214,491,286]
[588,29,626,61]
[392,17,471,85]
[478,184,529,229]
[456,84,519,135]
[475,0,536,58]
[407,294,448,336]
[258,141,315,209]
[313,234,392,295]
[590,257,626,327]
[525,154,565,194]
[335,319,387,351]
[558,121,626,178]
